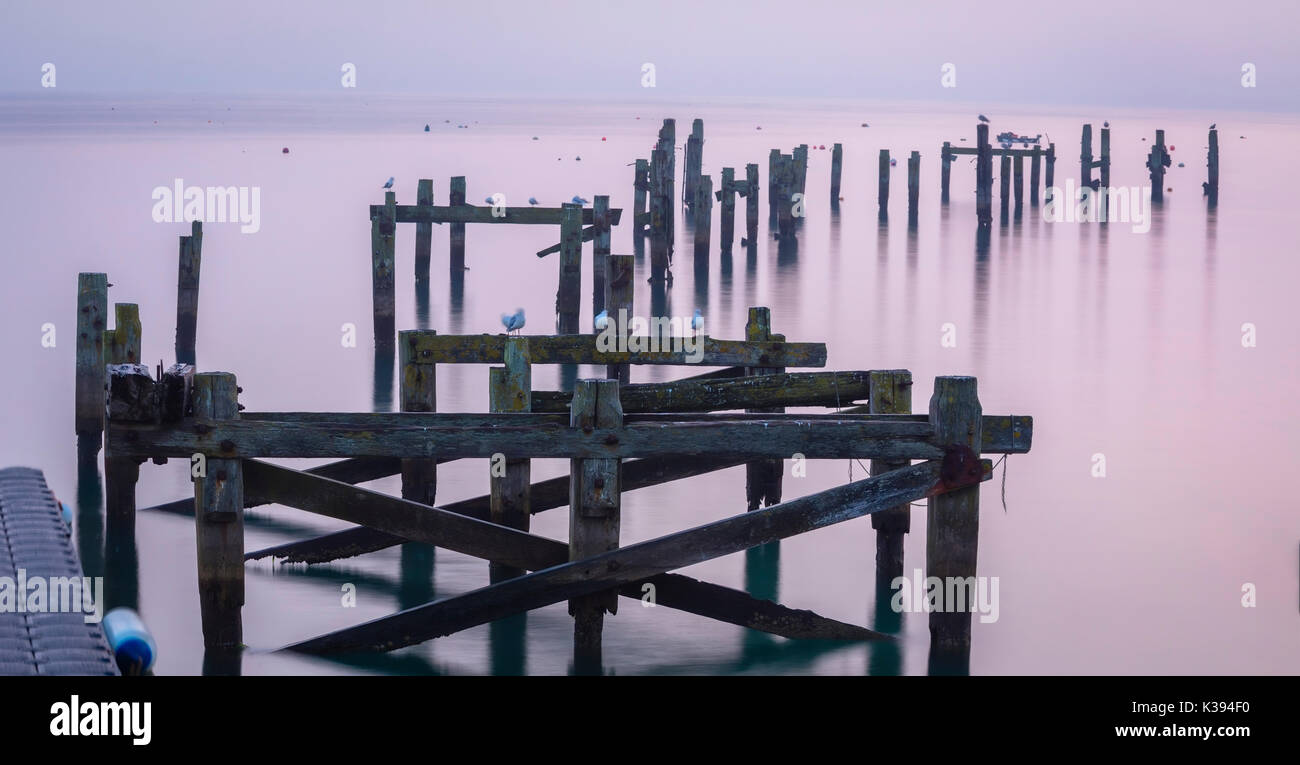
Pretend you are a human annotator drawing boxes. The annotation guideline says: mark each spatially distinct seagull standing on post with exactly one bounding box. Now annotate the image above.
[594,310,609,332]
[978,114,990,123]
[691,309,704,337]
[382,177,394,189]
[501,308,526,335]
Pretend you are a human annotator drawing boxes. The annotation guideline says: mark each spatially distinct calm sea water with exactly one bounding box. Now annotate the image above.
[1,94,1297,675]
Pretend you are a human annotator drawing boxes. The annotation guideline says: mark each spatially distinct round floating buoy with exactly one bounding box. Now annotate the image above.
[532,136,538,140]
[1177,162,1185,167]
[576,156,581,161]
[1167,187,1173,192]
[1169,145,1175,151]
[756,126,762,130]
[282,147,289,153]
[103,608,157,675]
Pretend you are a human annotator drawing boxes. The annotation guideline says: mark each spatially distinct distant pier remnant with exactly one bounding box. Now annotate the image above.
[1030,146,1042,207]
[830,143,843,208]
[693,174,713,259]
[683,119,704,210]
[976,124,992,227]
[175,221,202,366]
[1080,123,1095,190]
[878,149,890,221]
[1147,129,1171,203]
[940,142,953,204]
[999,154,1010,224]
[744,163,760,237]
[1044,142,1056,204]
[907,151,920,227]
[450,176,467,273]
[718,167,737,249]
[633,159,649,234]
[1012,153,1024,219]
[1203,128,1219,205]
[75,272,108,439]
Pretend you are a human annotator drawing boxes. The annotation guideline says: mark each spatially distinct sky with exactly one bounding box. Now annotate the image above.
[0,0,1296,112]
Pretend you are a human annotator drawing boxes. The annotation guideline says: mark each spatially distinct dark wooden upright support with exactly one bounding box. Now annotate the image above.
[371,190,397,345]
[776,154,795,239]
[175,221,202,366]
[593,195,611,316]
[999,155,1010,224]
[1013,154,1024,218]
[878,149,890,221]
[556,203,582,334]
[940,142,952,204]
[1080,123,1094,190]
[193,372,244,649]
[399,332,437,505]
[660,119,676,242]
[719,167,736,249]
[1044,142,1056,206]
[604,254,634,385]
[568,378,623,672]
[75,273,108,439]
[767,149,779,209]
[1205,128,1219,205]
[107,303,141,365]
[793,144,809,199]
[449,176,467,273]
[1148,130,1170,203]
[105,363,150,536]
[745,163,759,237]
[694,175,713,259]
[976,124,992,227]
[684,119,703,209]
[1030,146,1042,207]
[633,159,649,234]
[490,337,532,582]
[869,370,912,591]
[649,147,670,282]
[415,179,433,281]
[907,150,920,226]
[830,143,843,207]
[1099,126,1111,191]
[744,308,783,510]
[927,376,982,661]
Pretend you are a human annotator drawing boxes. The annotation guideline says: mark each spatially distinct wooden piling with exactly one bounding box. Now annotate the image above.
[1205,128,1219,204]
[793,144,809,198]
[907,151,920,226]
[999,155,1010,223]
[660,119,676,241]
[830,143,843,207]
[940,142,952,204]
[869,370,912,592]
[604,255,633,385]
[926,376,981,658]
[75,273,108,438]
[175,221,202,366]
[556,203,582,334]
[1030,146,1042,207]
[107,303,141,365]
[569,378,623,671]
[593,196,611,316]
[490,337,532,582]
[1099,126,1111,191]
[694,175,713,259]
[744,308,783,510]
[1148,130,1170,203]
[650,147,670,282]
[684,119,703,209]
[767,149,779,209]
[1013,154,1024,217]
[720,167,736,249]
[745,163,759,236]
[449,176,467,272]
[633,159,649,234]
[193,372,244,649]
[1044,142,1056,205]
[371,190,396,345]
[878,149,890,221]
[976,125,993,227]
[105,363,146,537]
[415,179,433,281]
[399,333,437,506]
[1080,123,1094,190]
[776,154,797,239]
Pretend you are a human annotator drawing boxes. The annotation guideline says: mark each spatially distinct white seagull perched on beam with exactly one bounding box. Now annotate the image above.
[382,177,394,189]
[571,195,589,205]
[594,309,609,331]
[501,308,526,335]
[978,114,990,123]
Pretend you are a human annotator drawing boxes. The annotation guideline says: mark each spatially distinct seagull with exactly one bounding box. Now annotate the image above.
[528,197,539,205]
[691,309,703,336]
[978,114,989,123]
[1210,123,1217,130]
[594,310,609,331]
[1103,121,1110,128]
[485,196,494,204]
[382,177,394,189]
[501,308,526,335]
[571,195,589,205]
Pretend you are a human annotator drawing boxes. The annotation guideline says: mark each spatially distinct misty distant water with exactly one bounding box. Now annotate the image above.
[1,94,1297,674]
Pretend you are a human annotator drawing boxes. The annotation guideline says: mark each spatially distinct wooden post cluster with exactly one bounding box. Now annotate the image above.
[568,378,623,671]
[75,273,108,439]
[592,196,611,316]
[415,179,433,281]
[683,119,704,210]
[976,124,993,227]
[371,190,397,345]
[193,372,244,649]
[603,255,634,385]
[869,370,912,589]
[877,149,890,221]
[490,337,532,582]
[1204,128,1219,204]
[694,175,713,259]
[1147,129,1171,203]
[907,150,920,227]
[556,203,583,334]
[830,143,843,207]
[744,307,783,511]
[940,142,953,204]
[175,221,203,366]
[399,332,437,506]
[449,176,467,273]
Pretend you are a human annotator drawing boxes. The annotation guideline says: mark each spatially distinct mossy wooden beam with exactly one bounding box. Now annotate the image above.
[404,331,827,367]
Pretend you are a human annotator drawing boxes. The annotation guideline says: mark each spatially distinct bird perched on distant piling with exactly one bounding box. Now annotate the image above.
[1103,121,1110,128]
[382,177,394,189]
[594,310,609,331]
[501,308,526,335]
[528,197,539,205]
[691,309,703,336]
[978,114,990,123]
[571,195,589,205]
[1210,123,1217,130]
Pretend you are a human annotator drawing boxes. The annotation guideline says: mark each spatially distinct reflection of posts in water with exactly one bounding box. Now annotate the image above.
[449,266,465,336]
[372,340,395,413]
[869,370,913,604]
[202,647,242,677]
[193,373,244,651]
[104,521,139,614]
[399,542,436,611]
[741,542,781,655]
[490,613,528,676]
[75,435,105,580]
[415,274,431,330]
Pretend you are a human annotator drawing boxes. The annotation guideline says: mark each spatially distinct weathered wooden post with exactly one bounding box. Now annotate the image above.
[1044,142,1056,205]
[490,337,532,583]
[75,273,108,439]
[1080,123,1094,190]
[940,142,952,204]
[557,203,583,333]
[684,119,703,209]
[415,179,433,281]
[175,221,202,366]
[107,303,142,365]
[649,147,670,282]
[604,254,633,385]
[1013,154,1024,218]
[694,175,713,259]
[744,307,783,510]
[1099,126,1111,191]
[745,163,760,237]
[593,195,611,316]
[927,376,982,659]
[830,143,843,207]
[660,119,676,241]
[1205,128,1219,205]
[719,167,736,249]
[399,332,437,506]
[1148,130,1170,203]
[1030,146,1042,207]
[104,363,149,536]
[193,372,244,649]
[569,378,622,672]
[999,154,1011,223]
[870,370,912,591]
[793,144,809,199]
[767,149,779,210]
[371,190,396,345]
[976,124,992,227]
[878,149,890,221]
[449,176,467,272]
[907,150,920,226]
[776,154,795,239]
[633,159,649,234]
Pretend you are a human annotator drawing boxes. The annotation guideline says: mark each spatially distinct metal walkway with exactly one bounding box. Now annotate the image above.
[0,467,118,675]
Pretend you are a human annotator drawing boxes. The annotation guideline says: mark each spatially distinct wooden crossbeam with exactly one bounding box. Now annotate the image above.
[947,146,1042,158]
[246,454,744,563]
[282,455,989,653]
[530,371,869,413]
[372,205,622,226]
[242,461,881,642]
[536,225,600,258]
[404,332,827,367]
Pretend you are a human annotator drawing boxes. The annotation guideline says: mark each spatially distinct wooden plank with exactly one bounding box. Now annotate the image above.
[75,273,108,438]
[536,222,603,258]
[193,372,244,649]
[530,370,869,413]
[947,146,1046,158]
[282,457,989,654]
[406,331,827,367]
[175,221,202,366]
[378,205,620,226]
